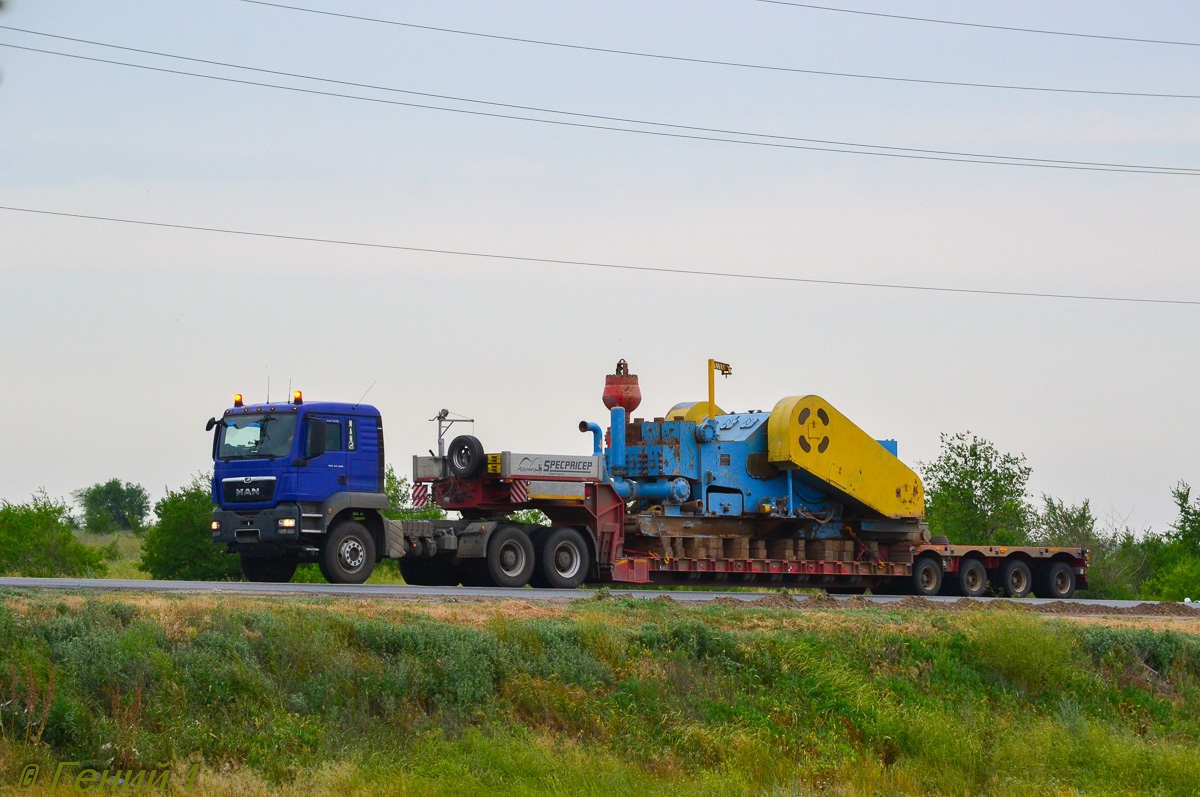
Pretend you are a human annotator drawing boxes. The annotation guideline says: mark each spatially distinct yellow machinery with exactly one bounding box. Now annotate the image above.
[767,395,924,519]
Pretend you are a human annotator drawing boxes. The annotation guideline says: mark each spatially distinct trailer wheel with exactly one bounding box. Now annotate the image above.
[447,435,486,479]
[1035,561,1076,599]
[997,559,1033,598]
[957,558,988,598]
[535,527,590,589]
[319,521,376,584]
[484,525,535,588]
[240,554,298,583]
[911,556,943,596]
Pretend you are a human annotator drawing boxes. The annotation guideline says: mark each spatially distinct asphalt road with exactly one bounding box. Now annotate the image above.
[0,577,1179,609]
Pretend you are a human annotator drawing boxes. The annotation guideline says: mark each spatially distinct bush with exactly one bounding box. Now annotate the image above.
[138,475,240,581]
[0,493,108,577]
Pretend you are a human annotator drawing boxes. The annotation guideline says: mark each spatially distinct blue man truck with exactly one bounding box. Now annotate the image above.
[207,365,1087,597]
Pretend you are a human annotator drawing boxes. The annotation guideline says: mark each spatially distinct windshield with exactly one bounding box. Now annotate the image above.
[218,413,297,460]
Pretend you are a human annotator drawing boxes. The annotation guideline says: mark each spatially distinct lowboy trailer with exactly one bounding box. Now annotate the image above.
[208,363,1087,597]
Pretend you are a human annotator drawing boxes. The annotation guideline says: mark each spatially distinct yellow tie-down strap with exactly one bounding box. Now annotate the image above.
[526,480,587,502]
[767,395,924,519]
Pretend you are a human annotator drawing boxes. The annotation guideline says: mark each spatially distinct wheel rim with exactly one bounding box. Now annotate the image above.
[451,445,472,471]
[964,564,983,593]
[498,539,527,578]
[1053,568,1071,594]
[918,563,937,592]
[339,538,366,571]
[1009,567,1028,594]
[552,540,581,580]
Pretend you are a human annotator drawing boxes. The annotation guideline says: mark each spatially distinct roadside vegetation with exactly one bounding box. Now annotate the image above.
[1,435,1197,599]
[1,594,1199,795]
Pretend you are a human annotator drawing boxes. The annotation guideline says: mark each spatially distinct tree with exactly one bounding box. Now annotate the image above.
[1143,482,1200,601]
[920,432,1035,546]
[139,474,240,581]
[0,492,107,577]
[72,479,151,534]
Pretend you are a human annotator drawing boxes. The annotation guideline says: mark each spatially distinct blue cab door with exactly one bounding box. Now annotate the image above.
[295,415,348,502]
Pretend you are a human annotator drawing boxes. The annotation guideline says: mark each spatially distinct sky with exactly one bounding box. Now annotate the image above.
[1,1,1198,532]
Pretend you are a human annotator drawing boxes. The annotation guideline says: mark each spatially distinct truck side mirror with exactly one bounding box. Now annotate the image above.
[206,417,218,431]
[305,421,327,458]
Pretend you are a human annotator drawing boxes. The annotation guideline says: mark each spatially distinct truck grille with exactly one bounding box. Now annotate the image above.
[221,477,277,504]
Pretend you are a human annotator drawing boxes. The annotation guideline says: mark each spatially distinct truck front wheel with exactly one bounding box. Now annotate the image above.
[240,553,298,583]
[320,521,376,584]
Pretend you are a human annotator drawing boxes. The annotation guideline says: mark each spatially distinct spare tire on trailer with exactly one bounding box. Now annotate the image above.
[447,435,486,479]
[929,535,950,546]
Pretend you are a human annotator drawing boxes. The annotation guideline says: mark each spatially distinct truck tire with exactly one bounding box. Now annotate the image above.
[447,435,486,479]
[997,558,1033,598]
[911,556,943,597]
[319,521,376,584]
[484,525,535,588]
[957,558,988,598]
[534,527,590,589]
[1035,561,1076,599]
[929,535,950,546]
[240,554,298,583]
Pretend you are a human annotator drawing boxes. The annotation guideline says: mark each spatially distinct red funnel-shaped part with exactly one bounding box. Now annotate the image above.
[603,359,641,413]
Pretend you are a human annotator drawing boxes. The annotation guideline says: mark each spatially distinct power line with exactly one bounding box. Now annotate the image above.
[2,204,1196,307]
[749,0,1200,48]
[224,1,1198,100]
[3,39,1197,177]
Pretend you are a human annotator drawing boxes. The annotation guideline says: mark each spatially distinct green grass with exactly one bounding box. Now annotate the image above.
[71,531,147,580]
[2,595,1199,795]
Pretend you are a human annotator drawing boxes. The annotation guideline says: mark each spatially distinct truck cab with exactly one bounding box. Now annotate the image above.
[207,392,389,583]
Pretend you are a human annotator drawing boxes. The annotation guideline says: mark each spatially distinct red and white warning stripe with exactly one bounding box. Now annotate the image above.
[509,480,530,504]
[411,482,430,507]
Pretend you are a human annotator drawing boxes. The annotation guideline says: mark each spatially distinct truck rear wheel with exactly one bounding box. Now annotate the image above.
[534,527,590,589]
[997,559,1033,598]
[957,558,988,598]
[319,521,376,584]
[240,553,298,583]
[484,525,535,588]
[911,556,943,597]
[1034,561,1076,599]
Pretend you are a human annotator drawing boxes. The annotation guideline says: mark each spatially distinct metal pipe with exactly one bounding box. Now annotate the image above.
[578,421,603,456]
[609,406,626,476]
[611,477,691,503]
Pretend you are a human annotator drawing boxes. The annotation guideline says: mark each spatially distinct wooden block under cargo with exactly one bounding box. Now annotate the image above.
[805,540,846,560]
[766,540,795,559]
[749,540,767,559]
[682,538,710,558]
[724,538,750,558]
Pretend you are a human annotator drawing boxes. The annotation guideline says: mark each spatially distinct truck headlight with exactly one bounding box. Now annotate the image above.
[277,518,297,528]
[211,521,220,531]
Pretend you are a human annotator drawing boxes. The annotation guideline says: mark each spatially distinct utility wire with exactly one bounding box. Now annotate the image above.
[8,28,1199,175]
[226,1,1198,99]
[749,0,1200,48]
[3,39,1197,176]
[2,205,1196,307]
